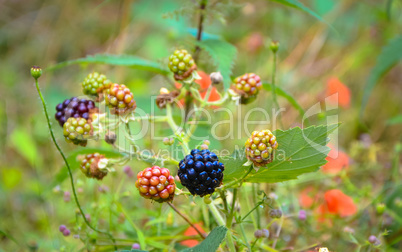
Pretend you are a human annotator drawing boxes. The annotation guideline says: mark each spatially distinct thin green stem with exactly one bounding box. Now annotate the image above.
[219,165,254,191]
[34,77,117,249]
[208,202,236,251]
[271,52,283,128]
[167,202,205,240]
[242,199,263,221]
[239,222,251,252]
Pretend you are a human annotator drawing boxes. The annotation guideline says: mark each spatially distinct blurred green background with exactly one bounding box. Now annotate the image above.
[1,0,401,251]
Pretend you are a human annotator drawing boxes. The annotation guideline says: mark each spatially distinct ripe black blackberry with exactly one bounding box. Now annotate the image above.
[55,97,97,127]
[178,149,224,197]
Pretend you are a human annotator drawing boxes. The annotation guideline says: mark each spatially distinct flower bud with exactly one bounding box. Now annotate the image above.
[261,229,270,238]
[132,243,141,249]
[254,230,263,238]
[376,203,386,215]
[210,72,223,85]
[368,235,377,244]
[31,66,42,79]
[105,131,117,145]
[269,41,279,53]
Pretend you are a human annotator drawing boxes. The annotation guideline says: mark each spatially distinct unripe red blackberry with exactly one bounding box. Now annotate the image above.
[81,72,111,96]
[168,49,196,81]
[231,73,263,104]
[80,153,108,180]
[63,117,92,146]
[178,149,224,197]
[55,97,97,127]
[105,83,136,115]
[245,129,278,167]
[135,166,176,203]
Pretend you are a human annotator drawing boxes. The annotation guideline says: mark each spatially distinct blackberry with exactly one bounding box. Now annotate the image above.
[168,49,196,81]
[230,73,262,104]
[105,83,136,115]
[178,149,224,197]
[245,129,278,167]
[135,166,176,203]
[80,153,108,180]
[63,117,92,146]
[81,72,111,97]
[55,97,97,127]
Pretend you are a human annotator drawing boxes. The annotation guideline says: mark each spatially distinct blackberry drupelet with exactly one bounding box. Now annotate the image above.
[55,97,97,127]
[178,149,224,197]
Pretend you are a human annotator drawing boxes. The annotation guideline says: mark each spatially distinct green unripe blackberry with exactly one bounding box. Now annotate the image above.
[63,117,92,146]
[245,129,278,166]
[231,73,263,104]
[80,153,108,180]
[135,166,176,203]
[168,49,196,80]
[105,83,136,115]
[81,72,111,97]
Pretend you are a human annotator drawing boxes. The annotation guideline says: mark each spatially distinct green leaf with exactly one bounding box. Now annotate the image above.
[222,124,339,184]
[47,54,169,75]
[263,83,304,116]
[268,0,329,25]
[51,148,123,187]
[361,35,402,116]
[387,114,402,125]
[180,226,228,252]
[9,128,41,167]
[1,168,22,189]
[196,39,237,90]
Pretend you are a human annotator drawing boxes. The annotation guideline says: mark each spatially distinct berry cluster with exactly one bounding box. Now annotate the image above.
[231,73,262,104]
[178,149,224,197]
[63,117,92,146]
[59,225,70,237]
[105,83,136,115]
[80,153,108,180]
[269,209,283,218]
[55,97,97,127]
[81,72,111,97]
[168,49,196,80]
[135,166,176,203]
[245,129,278,167]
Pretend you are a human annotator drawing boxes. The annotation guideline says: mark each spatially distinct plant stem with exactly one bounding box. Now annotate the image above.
[167,202,205,240]
[239,222,251,252]
[219,165,254,190]
[271,52,283,128]
[193,0,208,61]
[34,77,117,249]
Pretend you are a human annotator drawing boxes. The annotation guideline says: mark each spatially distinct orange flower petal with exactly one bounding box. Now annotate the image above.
[324,189,357,217]
[195,71,211,89]
[299,186,319,208]
[325,77,351,108]
[180,223,206,248]
[322,145,349,174]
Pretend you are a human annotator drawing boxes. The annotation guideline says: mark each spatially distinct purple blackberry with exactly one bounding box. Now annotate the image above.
[55,97,97,127]
[178,149,224,197]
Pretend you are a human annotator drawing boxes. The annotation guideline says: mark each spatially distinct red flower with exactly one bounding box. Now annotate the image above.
[316,189,357,222]
[180,223,206,248]
[325,77,351,108]
[175,71,221,104]
[322,144,349,174]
